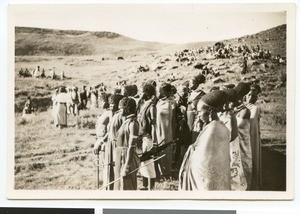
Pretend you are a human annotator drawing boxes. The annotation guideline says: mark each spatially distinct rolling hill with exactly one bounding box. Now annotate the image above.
[15,27,173,57]
[15,25,286,57]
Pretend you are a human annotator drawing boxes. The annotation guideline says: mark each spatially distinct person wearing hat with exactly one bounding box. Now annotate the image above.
[245,84,262,190]
[186,74,206,144]
[233,82,252,189]
[179,90,231,190]
[156,82,176,179]
[221,88,248,191]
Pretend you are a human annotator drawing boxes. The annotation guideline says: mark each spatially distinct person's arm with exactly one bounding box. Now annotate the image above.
[150,105,157,145]
[78,92,82,104]
[229,112,238,141]
[239,108,251,120]
[121,121,139,176]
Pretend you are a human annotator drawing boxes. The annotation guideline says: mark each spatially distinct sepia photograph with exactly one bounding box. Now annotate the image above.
[7,3,295,199]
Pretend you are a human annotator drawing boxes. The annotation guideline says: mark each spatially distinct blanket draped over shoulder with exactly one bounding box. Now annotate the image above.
[179,121,231,190]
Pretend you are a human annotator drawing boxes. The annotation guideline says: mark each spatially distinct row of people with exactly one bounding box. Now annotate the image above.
[92,74,262,191]
[180,82,261,190]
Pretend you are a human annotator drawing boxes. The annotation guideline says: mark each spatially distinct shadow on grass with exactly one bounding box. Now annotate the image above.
[261,144,286,191]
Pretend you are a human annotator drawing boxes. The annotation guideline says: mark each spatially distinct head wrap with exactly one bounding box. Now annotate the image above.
[145,80,157,88]
[59,86,67,93]
[122,97,137,115]
[250,84,262,94]
[225,84,235,89]
[108,94,124,112]
[193,74,206,85]
[109,94,124,105]
[210,86,220,92]
[200,90,228,110]
[234,82,251,99]
[171,85,177,94]
[223,89,238,102]
[143,83,156,98]
[114,88,122,95]
[160,82,172,93]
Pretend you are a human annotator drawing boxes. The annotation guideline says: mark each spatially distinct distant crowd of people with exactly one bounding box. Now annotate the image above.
[18,66,65,80]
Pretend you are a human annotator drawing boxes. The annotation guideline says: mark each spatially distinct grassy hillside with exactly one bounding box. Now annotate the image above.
[15,27,174,56]
[14,25,287,190]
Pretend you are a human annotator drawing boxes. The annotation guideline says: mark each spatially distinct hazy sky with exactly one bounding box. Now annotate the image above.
[11,4,286,44]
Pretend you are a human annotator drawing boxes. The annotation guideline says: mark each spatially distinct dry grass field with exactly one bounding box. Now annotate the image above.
[14,25,287,191]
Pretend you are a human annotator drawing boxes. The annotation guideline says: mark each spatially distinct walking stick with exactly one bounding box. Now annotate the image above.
[99,154,166,190]
[97,152,100,189]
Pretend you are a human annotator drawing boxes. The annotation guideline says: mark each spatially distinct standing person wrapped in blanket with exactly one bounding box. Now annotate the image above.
[53,86,69,129]
[233,82,252,189]
[108,98,126,190]
[179,90,231,190]
[186,74,206,143]
[93,94,123,190]
[104,94,123,190]
[156,83,175,179]
[51,89,59,119]
[116,98,140,190]
[93,93,111,181]
[245,84,262,190]
[173,85,190,170]
[220,88,248,190]
[136,83,157,190]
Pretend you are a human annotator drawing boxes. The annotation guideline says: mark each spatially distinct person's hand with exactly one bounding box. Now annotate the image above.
[121,165,130,177]
[227,109,235,116]
[93,140,103,155]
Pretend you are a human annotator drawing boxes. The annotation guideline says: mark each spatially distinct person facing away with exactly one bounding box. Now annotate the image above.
[53,86,69,129]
